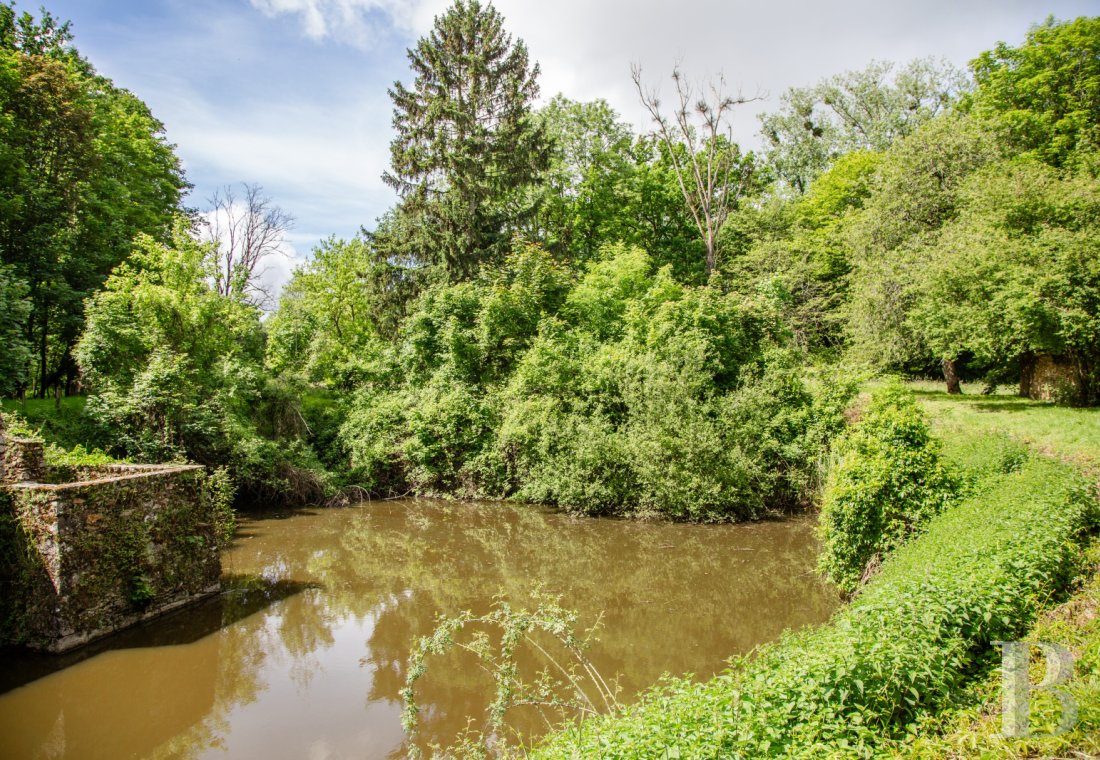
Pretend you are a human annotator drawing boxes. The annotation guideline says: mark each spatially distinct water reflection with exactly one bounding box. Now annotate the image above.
[0,499,837,759]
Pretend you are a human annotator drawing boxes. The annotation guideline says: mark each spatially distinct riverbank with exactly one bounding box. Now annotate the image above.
[531,384,1100,758]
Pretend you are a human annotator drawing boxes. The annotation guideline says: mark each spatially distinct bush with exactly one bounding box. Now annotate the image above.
[337,243,853,520]
[817,385,958,593]
[76,222,333,505]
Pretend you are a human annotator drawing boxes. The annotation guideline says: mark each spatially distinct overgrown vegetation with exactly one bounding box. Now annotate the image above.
[5,4,1098,512]
[817,385,958,594]
[74,220,332,503]
[531,415,1098,758]
[336,243,853,519]
[891,538,1100,759]
[1,2,1099,757]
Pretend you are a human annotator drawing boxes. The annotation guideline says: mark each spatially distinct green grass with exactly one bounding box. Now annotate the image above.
[905,382,1100,475]
[0,395,106,451]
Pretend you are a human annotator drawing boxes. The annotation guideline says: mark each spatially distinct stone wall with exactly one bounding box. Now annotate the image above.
[1020,353,1083,403]
[1,461,221,652]
[2,436,45,483]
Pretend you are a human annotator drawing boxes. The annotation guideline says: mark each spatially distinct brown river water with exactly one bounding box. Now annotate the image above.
[0,498,837,759]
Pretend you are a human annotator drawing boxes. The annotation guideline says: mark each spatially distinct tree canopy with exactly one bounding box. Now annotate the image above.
[0,3,186,398]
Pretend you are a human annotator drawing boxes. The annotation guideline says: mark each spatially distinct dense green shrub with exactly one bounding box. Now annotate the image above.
[817,385,958,593]
[76,221,333,505]
[533,446,1097,758]
[338,243,854,518]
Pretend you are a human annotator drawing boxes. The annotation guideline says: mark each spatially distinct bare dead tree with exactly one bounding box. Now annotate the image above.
[202,183,294,306]
[632,64,760,276]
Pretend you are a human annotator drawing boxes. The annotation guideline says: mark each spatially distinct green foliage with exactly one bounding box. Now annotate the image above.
[339,242,853,518]
[760,57,968,193]
[76,218,330,504]
[382,0,547,279]
[0,265,30,395]
[41,442,119,482]
[532,96,637,264]
[967,16,1100,167]
[203,466,237,547]
[846,114,1002,371]
[533,441,1096,758]
[0,5,186,398]
[266,235,403,387]
[723,151,882,353]
[817,386,958,594]
[892,539,1100,758]
[911,157,1100,403]
[844,18,1100,398]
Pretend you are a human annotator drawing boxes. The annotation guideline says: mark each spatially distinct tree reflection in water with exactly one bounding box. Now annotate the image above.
[0,499,836,759]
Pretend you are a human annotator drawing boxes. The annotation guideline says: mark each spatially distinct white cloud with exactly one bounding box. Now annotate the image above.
[246,0,1096,150]
[481,0,1093,147]
[247,0,440,48]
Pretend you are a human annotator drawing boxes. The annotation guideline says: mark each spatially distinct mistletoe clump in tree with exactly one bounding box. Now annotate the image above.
[383,0,548,280]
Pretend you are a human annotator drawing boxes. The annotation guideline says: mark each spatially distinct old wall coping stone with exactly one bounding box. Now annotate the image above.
[9,463,204,492]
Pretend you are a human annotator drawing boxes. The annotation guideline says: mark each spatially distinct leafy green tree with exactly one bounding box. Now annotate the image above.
[847,114,1001,387]
[266,235,414,387]
[723,150,882,353]
[529,98,706,282]
[760,57,967,193]
[846,20,1100,398]
[77,219,329,503]
[0,265,30,395]
[531,96,635,263]
[0,5,186,398]
[909,158,1100,404]
[383,0,547,280]
[967,15,1100,167]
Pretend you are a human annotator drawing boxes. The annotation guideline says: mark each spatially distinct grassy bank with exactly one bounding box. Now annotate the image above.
[916,391,1100,476]
[893,540,1100,759]
[529,386,1099,759]
[0,395,103,452]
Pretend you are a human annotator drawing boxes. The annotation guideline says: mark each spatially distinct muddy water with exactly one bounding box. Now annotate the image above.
[0,499,837,759]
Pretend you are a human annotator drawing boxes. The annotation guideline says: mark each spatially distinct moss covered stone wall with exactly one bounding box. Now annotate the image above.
[2,463,220,652]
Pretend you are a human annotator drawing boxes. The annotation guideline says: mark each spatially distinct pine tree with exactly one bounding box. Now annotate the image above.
[383,0,547,280]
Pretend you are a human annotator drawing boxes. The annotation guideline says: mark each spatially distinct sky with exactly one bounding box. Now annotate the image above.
[10,0,1099,290]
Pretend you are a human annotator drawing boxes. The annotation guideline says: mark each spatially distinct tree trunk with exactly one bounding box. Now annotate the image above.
[38,309,48,399]
[942,357,962,395]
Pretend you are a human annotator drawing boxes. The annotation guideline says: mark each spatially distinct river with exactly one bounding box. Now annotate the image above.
[0,498,836,759]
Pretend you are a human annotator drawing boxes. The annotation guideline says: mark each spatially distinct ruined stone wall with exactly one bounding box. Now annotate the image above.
[1020,354,1083,403]
[2,437,45,483]
[1,463,221,652]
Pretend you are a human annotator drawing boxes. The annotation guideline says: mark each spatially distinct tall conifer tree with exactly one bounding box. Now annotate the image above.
[383,0,547,280]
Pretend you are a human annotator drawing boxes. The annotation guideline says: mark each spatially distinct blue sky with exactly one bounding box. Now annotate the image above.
[10,0,1098,287]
